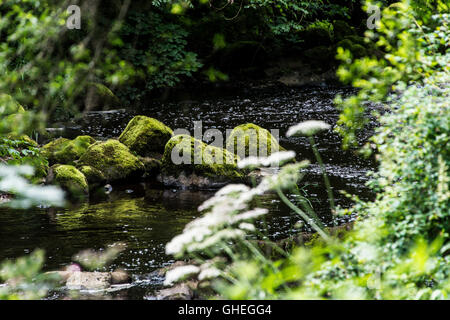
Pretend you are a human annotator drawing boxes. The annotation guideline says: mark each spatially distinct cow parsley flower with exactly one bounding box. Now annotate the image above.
[164,265,200,285]
[238,151,296,168]
[287,120,331,137]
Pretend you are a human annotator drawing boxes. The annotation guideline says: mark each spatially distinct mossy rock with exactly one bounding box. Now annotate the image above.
[49,164,88,196]
[226,123,285,158]
[54,136,96,165]
[344,35,366,46]
[301,27,332,47]
[161,134,243,184]
[78,139,145,182]
[0,94,25,116]
[86,82,121,111]
[41,138,71,164]
[79,165,106,186]
[332,20,356,41]
[42,136,96,165]
[139,157,162,178]
[119,116,173,156]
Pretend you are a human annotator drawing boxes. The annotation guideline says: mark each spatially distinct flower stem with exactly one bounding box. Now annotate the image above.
[308,136,336,215]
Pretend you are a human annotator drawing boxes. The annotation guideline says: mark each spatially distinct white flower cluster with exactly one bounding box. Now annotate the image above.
[237,151,296,169]
[164,263,223,285]
[0,165,65,209]
[166,182,269,257]
[286,120,331,137]
[164,265,200,285]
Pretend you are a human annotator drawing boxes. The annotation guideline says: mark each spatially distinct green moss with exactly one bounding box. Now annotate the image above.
[302,26,333,47]
[41,138,71,164]
[86,82,121,110]
[119,116,173,156]
[79,165,106,186]
[78,139,145,182]
[162,134,242,181]
[336,39,353,50]
[226,123,285,158]
[51,164,88,196]
[351,44,367,58]
[344,35,366,46]
[54,135,96,165]
[332,20,355,41]
[42,136,95,165]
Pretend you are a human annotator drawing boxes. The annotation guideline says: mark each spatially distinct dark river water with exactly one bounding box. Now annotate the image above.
[0,83,377,299]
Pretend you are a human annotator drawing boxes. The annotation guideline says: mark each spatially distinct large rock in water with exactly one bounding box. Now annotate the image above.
[65,271,129,290]
[160,134,243,189]
[119,116,173,156]
[226,123,285,158]
[48,164,89,196]
[42,136,96,165]
[78,139,145,182]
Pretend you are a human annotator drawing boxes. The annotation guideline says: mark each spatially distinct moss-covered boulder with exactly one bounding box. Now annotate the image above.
[301,26,333,47]
[55,136,96,165]
[42,136,96,165]
[78,139,145,182]
[226,123,285,158]
[332,20,356,41]
[161,134,242,188]
[41,138,70,164]
[85,82,121,111]
[48,165,88,196]
[119,116,173,156]
[79,165,106,186]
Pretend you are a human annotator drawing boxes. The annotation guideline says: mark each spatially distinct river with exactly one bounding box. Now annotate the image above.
[0,82,378,299]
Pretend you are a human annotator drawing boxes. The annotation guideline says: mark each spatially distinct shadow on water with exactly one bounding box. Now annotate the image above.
[0,83,378,299]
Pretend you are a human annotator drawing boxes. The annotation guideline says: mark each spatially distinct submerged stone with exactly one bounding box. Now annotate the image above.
[226,123,285,158]
[119,116,173,156]
[161,134,242,188]
[48,164,89,196]
[78,139,145,182]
